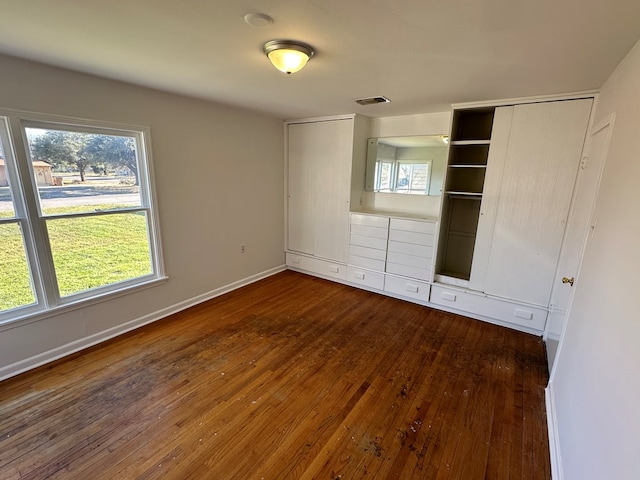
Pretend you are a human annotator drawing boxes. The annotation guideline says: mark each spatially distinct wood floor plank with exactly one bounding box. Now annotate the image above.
[0,271,550,479]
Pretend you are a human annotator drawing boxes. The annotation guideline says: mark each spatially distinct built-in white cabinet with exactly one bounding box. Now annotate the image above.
[347,212,436,303]
[434,97,593,331]
[284,97,595,335]
[470,99,593,306]
[386,218,435,281]
[286,115,369,277]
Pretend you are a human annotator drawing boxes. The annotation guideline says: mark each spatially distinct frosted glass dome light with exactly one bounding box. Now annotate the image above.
[263,40,315,74]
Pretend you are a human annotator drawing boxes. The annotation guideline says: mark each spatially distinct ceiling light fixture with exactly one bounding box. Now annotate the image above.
[263,40,315,74]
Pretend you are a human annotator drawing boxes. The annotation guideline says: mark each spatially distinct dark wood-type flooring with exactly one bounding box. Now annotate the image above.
[0,270,550,479]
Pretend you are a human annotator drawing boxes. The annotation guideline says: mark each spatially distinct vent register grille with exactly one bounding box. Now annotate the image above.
[354,96,391,106]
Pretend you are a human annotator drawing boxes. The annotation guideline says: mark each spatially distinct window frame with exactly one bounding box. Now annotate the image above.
[0,109,165,327]
[394,159,432,195]
[373,157,432,195]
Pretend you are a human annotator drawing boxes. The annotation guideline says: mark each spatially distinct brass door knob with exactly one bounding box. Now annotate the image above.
[562,276,575,287]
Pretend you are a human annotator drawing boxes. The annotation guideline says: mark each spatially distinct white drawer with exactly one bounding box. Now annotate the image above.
[350,223,389,240]
[388,229,434,246]
[387,251,431,269]
[384,275,430,302]
[350,233,388,251]
[430,285,548,331]
[385,262,431,281]
[347,266,385,290]
[389,218,436,234]
[387,240,433,259]
[286,252,346,281]
[351,213,390,228]
[348,254,386,272]
[348,244,387,261]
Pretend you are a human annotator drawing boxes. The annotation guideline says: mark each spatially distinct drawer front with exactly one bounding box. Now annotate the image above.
[350,223,389,240]
[387,240,433,259]
[389,218,436,235]
[384,275,431,302]
[385,262,431,281]
[430,285,548,331]
[348,244,387,261]
[286,252,346,280]
[347,266,385,290]
[388,229,434,246]
[350,233,388,251]
[387,251,431,269]
[348,254,386,272]
[351,213,390,228]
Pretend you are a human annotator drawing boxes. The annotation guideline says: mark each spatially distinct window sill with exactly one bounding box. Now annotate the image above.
[0,276,169,332]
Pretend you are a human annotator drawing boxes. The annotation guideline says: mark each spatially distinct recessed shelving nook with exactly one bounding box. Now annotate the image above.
[436,107,495,285]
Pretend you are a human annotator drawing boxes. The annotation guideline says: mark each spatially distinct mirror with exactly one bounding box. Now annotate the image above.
[365,135,448,196]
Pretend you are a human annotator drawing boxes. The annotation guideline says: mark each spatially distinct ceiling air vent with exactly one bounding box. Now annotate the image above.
[354,96,391,106]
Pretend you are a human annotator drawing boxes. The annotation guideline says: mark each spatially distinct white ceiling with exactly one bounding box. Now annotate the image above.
[1,0,639,120]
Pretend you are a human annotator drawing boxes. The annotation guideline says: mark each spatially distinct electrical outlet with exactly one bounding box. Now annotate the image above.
[241,244,245,253]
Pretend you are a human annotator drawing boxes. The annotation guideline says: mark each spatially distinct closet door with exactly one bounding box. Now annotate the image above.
[287,121,317,255]
[312,119,353,262]
[480,99,593,306]
[287,118,353,262]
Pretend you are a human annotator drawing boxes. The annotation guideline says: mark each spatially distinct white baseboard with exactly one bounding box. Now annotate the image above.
[546,382,564,480]
[0,265,286,381]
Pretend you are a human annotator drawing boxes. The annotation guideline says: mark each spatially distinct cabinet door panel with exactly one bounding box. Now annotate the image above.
[313,119,353,262]
[469,106,514,291]
[287,122,317,255]
[287,118,354,263]
[482,99,592,306]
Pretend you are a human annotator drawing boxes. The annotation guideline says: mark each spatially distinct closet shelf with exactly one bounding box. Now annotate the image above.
[450,140,491,146]
[445,191,483,197]
[448,165,487,168]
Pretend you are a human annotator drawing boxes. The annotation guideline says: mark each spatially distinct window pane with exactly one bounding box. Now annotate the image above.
[24,128,142,215]
[409,164,429,191]
[0,223,36,312]
[0,136,17,218]
[396,163,429,194]
[46,212,152,297]
[375,161,392,192]
[396,164,412,193]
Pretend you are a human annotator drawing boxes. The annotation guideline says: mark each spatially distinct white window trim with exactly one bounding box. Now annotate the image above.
[0,108,165,326]
[373,158,432,194]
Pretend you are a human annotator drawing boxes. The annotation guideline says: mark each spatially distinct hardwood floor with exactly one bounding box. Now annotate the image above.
[0,271,550,479]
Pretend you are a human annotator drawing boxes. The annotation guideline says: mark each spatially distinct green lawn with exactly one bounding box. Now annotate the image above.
[0,205,152,312]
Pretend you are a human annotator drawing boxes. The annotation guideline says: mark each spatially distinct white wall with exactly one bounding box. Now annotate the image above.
[549,39,640,479]
[0,54,285,379]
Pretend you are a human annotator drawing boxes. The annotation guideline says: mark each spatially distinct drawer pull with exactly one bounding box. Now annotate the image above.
[406,284,419,293]
[514,309,533,320]
[329,266,340,273]
[354,271,365,280]
[441,291,457,302]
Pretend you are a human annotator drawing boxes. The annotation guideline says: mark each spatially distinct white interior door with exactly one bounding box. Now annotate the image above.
[545,114,614,372]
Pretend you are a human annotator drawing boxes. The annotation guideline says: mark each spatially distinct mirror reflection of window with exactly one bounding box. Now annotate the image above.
[396,162,431,194]
[374,159,432,195]
[366,136,447,196]
[375,161,393,192]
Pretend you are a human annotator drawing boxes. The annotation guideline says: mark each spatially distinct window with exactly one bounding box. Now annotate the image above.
[0,112,164,323]
[374,159,431,195]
